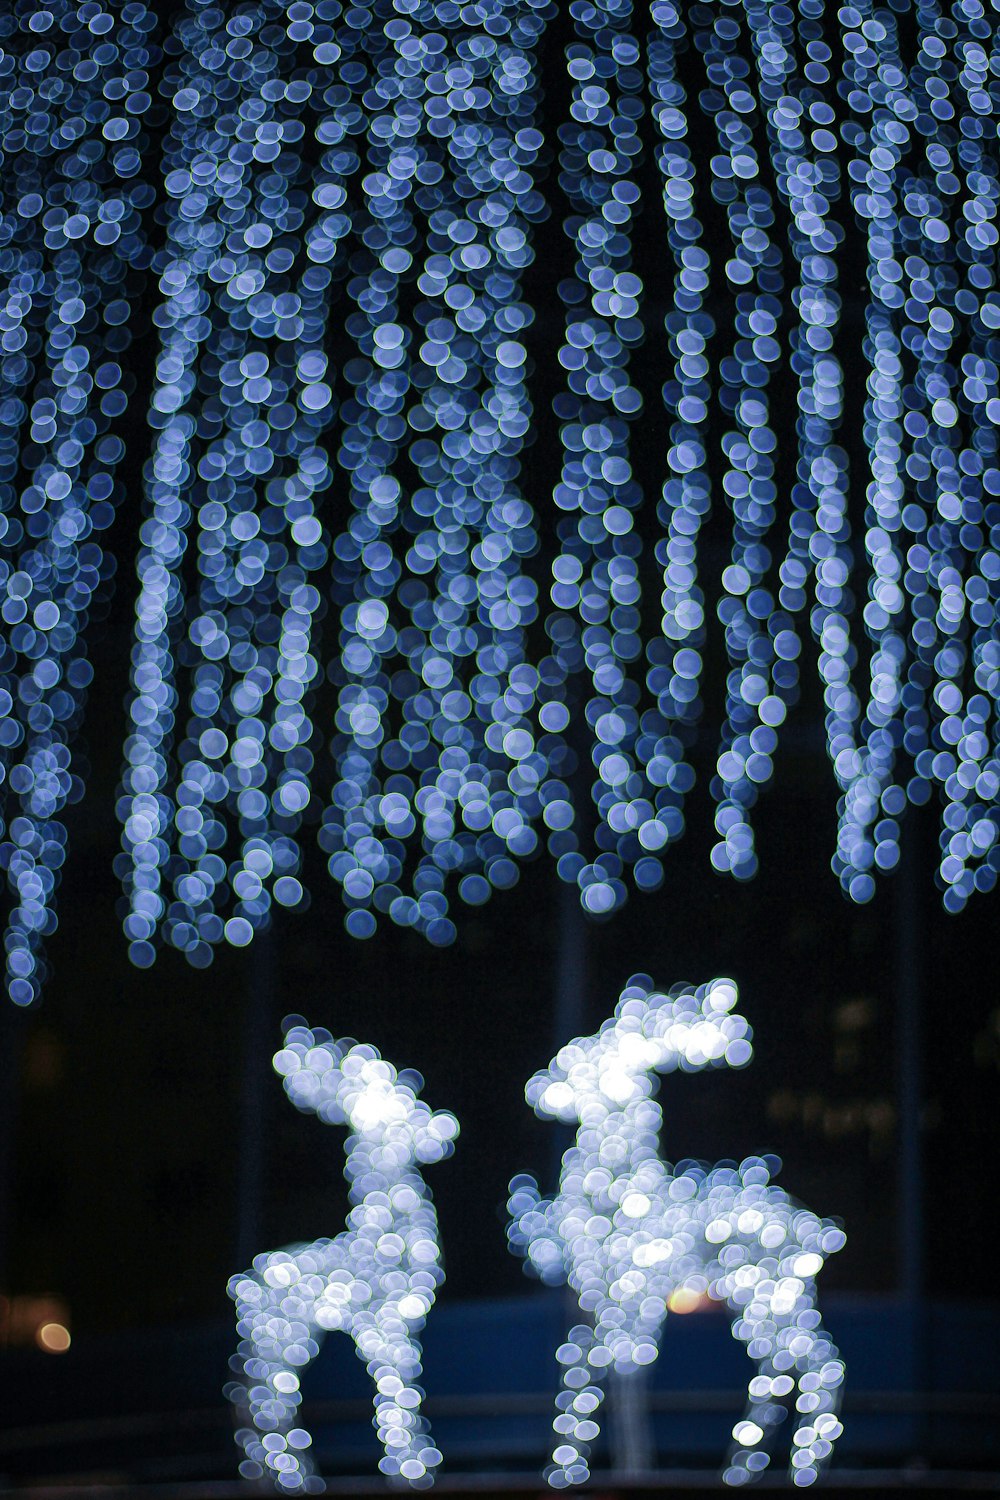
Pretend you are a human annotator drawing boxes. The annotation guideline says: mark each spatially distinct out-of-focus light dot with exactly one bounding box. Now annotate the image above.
[37,1323,71,1353]
[225,918,253,948]
[458,875,490,905]
[273,878,303,908]
[345,910,377,940]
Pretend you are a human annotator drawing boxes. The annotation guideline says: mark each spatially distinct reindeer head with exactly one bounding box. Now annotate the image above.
[526,975,753,1122]
[273,1021,459,1164]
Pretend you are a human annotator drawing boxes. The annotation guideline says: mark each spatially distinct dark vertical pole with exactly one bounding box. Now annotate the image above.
[0,1004,26,1295]
[235,925,276,1269]
[549,876,588,1183]
[552,873,588,1046]
[896,823,923,1305]
[895,814,925,1441]
[550,876,655,1472]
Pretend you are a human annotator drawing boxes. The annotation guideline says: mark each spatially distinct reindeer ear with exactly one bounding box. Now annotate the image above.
[414,1110,459,1162]
[524,1070,550,1111]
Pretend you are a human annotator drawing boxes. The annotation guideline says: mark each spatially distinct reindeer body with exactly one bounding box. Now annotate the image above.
[508,977,846,1488]
[229,1025,457,1490]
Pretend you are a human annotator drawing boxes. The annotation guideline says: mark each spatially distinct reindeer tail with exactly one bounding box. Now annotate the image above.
[507,1174,566,1286]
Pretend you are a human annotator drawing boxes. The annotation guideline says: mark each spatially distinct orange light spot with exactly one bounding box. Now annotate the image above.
[37,1322,71,1353]
[668,1288,708,1315]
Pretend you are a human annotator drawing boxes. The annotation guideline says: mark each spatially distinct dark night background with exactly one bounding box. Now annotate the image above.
[0,0,998,1488]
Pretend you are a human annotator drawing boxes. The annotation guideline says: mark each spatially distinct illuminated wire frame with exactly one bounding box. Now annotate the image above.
[508,976,846,1489]
[104,0,998,971]
[0,0,158,1003]
[227,1021,459,1491]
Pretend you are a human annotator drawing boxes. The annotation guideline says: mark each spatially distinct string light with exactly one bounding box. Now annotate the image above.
[38,0,990,972]
[642,1,715,873]
[119,0,554,964]
[0,0,158,1004]
[507,975,846,1489]
[828,0,1000,907]
[542,0,649,920]
[320,0,551,943]
[228,1021,459,1490]
[119,0,358,970]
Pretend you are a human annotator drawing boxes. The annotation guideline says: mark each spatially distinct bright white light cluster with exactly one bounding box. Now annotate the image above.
[228,1021,458,1490]
[508,976,846,1488]
[102,0,999,971]
[0,0,158,1002]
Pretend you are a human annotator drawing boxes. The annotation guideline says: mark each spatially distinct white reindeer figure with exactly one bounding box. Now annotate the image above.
[508,975,846,1489]
[228,1022,459,1490]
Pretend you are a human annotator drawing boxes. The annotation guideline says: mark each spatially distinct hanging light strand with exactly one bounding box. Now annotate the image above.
[833,0,1000,906]
[321,0,551,945]
[121,0,368,968]
[685,1,793,884]
[638,2,716,889]
[544,0,650,920]
[0,0,158,1004]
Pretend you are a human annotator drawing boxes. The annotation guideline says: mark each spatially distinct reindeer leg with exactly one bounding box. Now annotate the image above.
[722,1279,845,1488]
[228,1250,324,1493]
[349,1302,441,1486]
[547,1320,609,1488]
[779,1283,846,1487]
[721,1295,792,1487]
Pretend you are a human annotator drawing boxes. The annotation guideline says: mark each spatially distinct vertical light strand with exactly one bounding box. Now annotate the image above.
[121,0,364,968]
[319,0,552,943]
[893,0,978,903]
[907,0,1000,909]
[641,1,713,890]
[949,0,1000,907]
[744,0,857,888]
[829,0,914,900]
[545,0,648,919]
[688,1,792,884]
[0,0,158,1004]
[321,0,442,941]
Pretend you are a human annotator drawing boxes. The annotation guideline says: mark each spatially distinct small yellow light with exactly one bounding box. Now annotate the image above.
[667,1288,704,1315]
[37,1322,71,1353]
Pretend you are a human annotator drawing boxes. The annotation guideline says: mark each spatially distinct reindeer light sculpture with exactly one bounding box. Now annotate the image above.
[508,976,846,1488]
[228,1022,459,1490]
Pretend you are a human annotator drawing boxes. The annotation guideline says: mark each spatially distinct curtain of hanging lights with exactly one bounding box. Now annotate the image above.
[1,0,998,996]
[0,0,159,1004]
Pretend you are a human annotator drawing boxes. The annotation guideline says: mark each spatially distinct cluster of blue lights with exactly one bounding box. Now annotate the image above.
[1,0,996,987]
[119,0,556,967]
[114,0,999,963]
[828,0,1000,913]
[119,0,347,970]
[692,0,799,883]
[0,0,157,1003]
[508,976,846,1489]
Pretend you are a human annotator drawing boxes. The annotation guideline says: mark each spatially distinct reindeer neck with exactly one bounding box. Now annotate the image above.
[562,1102,663,1191]
[345,1157,431,1213]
